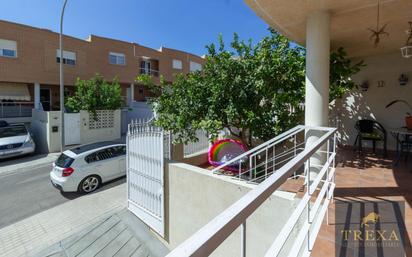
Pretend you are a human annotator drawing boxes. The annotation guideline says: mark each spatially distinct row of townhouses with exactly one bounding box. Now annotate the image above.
[0,19,204,121]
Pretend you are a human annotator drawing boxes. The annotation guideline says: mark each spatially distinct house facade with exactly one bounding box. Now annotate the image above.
[0,19,204,120]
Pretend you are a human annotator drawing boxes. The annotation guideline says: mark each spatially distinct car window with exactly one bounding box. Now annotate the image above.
[0,125,27,138]
[55,153,75,168]
[111,146,126,157]
[85,153,97,163]
[85,148,116,163]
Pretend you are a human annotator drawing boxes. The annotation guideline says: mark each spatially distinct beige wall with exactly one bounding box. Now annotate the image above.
[331,51,412,151]
[164,162,299,257]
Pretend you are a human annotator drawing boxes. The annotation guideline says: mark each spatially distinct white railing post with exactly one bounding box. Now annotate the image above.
[326,139,330,225]
[241,221,246,257]
[293,134,297,177]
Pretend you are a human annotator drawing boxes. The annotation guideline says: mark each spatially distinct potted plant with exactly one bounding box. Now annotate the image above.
[385,100,412,129]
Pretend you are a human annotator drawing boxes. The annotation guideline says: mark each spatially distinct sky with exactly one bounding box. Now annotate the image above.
[0,0,270,56]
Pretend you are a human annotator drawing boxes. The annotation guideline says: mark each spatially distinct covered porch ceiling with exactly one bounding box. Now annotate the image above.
[244,0,412,58]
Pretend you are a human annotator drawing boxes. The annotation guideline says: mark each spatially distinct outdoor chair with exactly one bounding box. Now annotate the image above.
[400,135,412,162]
[354,119,387,157]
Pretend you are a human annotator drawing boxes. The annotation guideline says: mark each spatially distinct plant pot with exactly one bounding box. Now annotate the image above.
[406,116,412,130]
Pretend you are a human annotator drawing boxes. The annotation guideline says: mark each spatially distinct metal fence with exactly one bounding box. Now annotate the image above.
[166,125,337,257]
[183,130,210,157]
[0,102,34,118]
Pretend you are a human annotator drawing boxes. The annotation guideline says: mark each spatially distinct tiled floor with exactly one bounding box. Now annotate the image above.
[312,148,412,257]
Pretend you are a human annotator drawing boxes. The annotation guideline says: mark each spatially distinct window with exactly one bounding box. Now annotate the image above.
[190,61,202,72]
[0,125,27,138]
[109,52,125,65]
[85,148,115,163]
[111,146,126,157]
[56,49,76,65]
[55,153,74,168]
[172,59,182,69]
[0,39,17,58]
[140,60,151,74]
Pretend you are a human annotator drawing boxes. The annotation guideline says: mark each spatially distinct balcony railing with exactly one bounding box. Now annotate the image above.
[139,68,159,77]
[0,102,34,118]
[166,125,337,257]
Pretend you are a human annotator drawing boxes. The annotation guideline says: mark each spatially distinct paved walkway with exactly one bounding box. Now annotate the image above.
[0,153,60,176]
[0,184,126,257]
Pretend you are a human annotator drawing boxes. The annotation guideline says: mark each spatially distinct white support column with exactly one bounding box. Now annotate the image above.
[34,82,41,110]
[305,10,330,181]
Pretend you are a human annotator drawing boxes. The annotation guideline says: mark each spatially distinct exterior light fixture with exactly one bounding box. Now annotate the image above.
[360,81,370,91]
[399,74,409,86]
[401,22,412,58]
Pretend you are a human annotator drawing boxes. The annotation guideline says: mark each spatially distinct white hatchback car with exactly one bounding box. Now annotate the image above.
[50,142,126,194]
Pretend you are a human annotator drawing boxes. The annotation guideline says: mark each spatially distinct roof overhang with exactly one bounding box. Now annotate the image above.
[244,0,412,58]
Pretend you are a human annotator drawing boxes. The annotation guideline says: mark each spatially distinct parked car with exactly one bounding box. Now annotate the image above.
[50,141,126,193]
[0,123,35,159]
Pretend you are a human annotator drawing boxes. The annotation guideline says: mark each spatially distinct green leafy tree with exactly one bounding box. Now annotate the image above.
[330,47,365,101]
[66,74,124,118]
[137,31,363,147]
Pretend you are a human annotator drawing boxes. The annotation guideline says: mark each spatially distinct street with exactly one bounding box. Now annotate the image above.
[0,161,126,229]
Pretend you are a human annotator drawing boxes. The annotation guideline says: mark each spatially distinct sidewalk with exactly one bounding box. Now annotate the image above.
[0,183,126,257]
[0,153,60,175]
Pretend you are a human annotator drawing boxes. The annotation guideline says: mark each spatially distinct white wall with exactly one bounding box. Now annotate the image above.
[331,51,412,151]
[164,162,300,257]
[79,110,121,144]
[31,109,121,153]
[31,109,61,153]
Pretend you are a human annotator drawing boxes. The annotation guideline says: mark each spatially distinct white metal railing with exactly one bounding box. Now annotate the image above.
[140,68,160,77]
[184,130,210,157]
[212,125,305,183]
[0,102,34,118]
[166,125,337,257]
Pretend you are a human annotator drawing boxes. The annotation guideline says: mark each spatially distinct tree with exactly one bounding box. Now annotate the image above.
[65,74,124,118]
[137,31,363,147]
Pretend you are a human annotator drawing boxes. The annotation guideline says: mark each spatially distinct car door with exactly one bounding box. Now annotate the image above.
[85,148,118,181]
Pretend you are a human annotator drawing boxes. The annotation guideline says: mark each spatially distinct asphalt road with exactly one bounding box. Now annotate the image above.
[0,162,126,229]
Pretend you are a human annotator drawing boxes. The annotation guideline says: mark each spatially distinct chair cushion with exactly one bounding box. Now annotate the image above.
[361,132,383,140]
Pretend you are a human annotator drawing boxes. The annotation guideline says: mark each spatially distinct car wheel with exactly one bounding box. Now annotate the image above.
[79,175,100,194]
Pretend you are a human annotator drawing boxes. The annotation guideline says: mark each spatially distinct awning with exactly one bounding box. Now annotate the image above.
[0,83,31,101]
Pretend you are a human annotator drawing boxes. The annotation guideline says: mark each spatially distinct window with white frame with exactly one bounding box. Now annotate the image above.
[172,59,182,69]
[0,39,17,58]
[140,60,151,74]
[109,52,126,65]
[190,61,202,72]
[56,49,76,65]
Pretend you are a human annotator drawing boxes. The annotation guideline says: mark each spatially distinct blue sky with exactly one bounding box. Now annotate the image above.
[0,0,269,56]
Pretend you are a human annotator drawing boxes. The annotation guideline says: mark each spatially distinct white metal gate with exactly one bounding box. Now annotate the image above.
[64,113,81,145]
[126,122,167,236]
